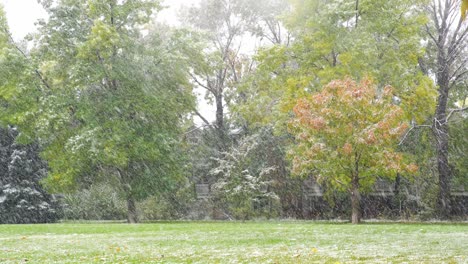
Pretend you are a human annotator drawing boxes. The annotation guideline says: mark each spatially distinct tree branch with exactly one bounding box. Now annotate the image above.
[446,106,468,122]
[188,71,211,91]
[398,124,432,146]
[193,109,212,127]
[183,124,212,135]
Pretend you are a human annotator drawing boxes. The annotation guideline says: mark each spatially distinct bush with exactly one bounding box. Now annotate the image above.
[62,184,126,220]
[139,184,196,221]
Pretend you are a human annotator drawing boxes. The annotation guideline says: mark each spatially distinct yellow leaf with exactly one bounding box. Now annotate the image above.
[462,0,468,21]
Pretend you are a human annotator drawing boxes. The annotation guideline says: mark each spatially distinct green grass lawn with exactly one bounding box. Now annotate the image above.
[0,221,467,263]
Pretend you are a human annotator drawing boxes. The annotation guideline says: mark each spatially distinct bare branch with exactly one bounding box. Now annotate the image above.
[183,124,212,135]
[450,69,468,86]
[446,106,468,122]
[193,109,212,127]
[398,124,432,146]
[424,24,439,44]
[188,71,211,91]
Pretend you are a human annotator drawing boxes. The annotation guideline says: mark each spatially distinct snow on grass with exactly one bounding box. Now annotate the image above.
[0,222,467,263]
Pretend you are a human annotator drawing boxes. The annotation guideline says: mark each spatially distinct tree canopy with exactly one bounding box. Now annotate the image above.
[2,0,195,223]
[289,78,418,223]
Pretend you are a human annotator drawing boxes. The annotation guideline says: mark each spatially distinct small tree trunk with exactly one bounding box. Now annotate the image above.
[214,93,227,151]
[350,175,361,224]
[394,173,402,194]
[127,195,138,224]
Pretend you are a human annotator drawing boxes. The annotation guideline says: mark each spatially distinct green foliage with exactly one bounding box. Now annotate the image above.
[210,128,282,220]
[63,179,196,221]
[139,183,195,221]
[62,183,127,220]
[237,0,436,131]
[0,6,40,131]
[1,0,196,222]
[450,117,468,189]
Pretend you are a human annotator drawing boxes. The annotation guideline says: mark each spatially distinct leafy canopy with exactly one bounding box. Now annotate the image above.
[236,0,436,131]
[289,78,418,191]
[2,1,194,204]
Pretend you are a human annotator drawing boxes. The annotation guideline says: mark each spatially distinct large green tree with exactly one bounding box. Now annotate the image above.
[2,0,194,223]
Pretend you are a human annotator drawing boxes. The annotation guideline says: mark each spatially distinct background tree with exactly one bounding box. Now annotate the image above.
[421,0,468,217]
[182,0,296,218]
[0,4,42,132]
[209,127,291,220]
[232,0,436,220]
[182,0,289,144]
[0,126,61,224]
[289,78,418,224]
[237,0,435,132]
[183,0,249,147]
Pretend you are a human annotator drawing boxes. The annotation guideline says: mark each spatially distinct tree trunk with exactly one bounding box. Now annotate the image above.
[434,42,451,218]
[350,175,361,224]
[117,168,139,223]
[434,85,451,217]
[394,173,401,196]
[215,94,224,129]
[126,195,138,224]
[215,93,227,150]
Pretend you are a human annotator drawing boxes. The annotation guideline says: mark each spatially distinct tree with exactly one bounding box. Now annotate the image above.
[0,4,41,131]
[2,0,195,223]
[210,127,290,220]
[0,2,61,224]
[237,0,436,132]
[289,78,418,224]
[182,0,247,147]
[182,0,289,148]
[0,126,61,224]
[422,0,468,217]
[182,0,293,218]
[231,0,436,220]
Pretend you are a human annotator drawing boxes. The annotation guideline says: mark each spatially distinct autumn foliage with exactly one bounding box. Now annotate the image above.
[289,78,417,223]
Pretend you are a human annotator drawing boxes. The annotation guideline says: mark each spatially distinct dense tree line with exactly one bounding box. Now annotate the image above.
[0,0,466,223]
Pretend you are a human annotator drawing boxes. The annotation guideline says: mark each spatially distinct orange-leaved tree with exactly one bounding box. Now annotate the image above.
[288,78,418,224]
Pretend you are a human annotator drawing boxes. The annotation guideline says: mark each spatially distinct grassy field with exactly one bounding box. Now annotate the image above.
[0,221,467,263]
